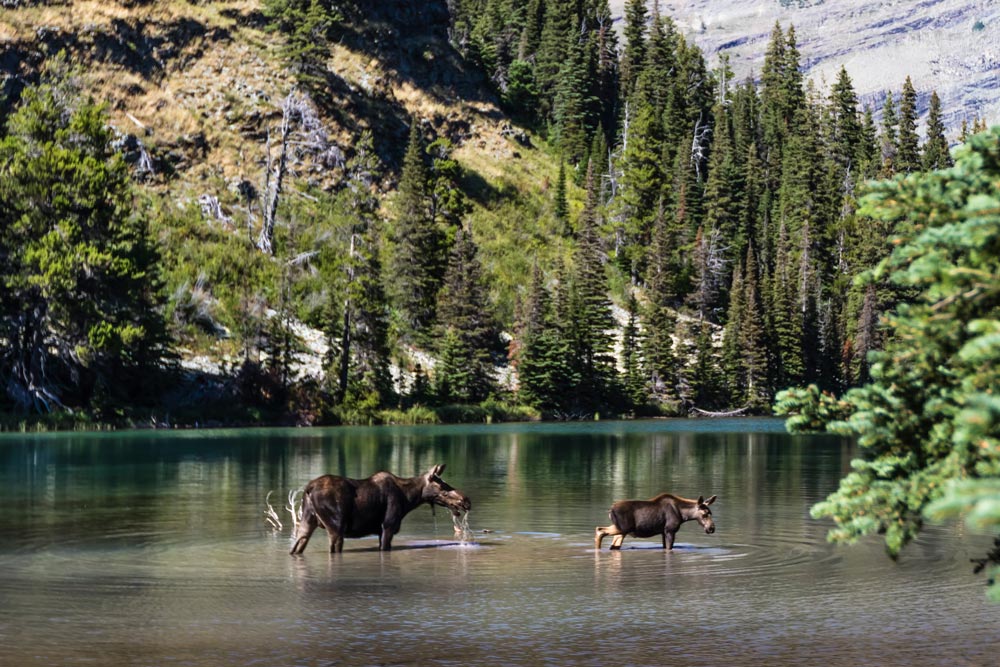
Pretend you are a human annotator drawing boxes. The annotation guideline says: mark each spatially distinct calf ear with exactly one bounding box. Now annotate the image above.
[705,495,717,506]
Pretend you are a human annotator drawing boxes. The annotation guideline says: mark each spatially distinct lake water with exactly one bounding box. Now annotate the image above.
[1,419,997,666]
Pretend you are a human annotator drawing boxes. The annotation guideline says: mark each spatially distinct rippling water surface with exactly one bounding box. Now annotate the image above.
[1,419,997,666]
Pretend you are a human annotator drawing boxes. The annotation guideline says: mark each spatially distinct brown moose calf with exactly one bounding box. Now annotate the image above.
[595,493,717,550]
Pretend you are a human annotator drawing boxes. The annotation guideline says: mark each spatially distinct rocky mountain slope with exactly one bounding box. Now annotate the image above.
[0,1,513,197]
[613,0,1000,131]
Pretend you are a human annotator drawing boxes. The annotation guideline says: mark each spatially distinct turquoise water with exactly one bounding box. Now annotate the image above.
[0,418,997,666]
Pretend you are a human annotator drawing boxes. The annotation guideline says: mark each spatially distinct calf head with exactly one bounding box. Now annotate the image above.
[421,464,471,515]
[694,495,717,534]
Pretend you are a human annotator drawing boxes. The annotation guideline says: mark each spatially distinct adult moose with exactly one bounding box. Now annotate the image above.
[289,464,471,554]
[595,493,717,550]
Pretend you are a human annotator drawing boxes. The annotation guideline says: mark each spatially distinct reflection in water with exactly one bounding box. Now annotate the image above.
[0,419,997,666]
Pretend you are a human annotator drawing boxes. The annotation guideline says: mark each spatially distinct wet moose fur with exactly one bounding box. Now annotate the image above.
[595,494,717,550]
[290,464,470,554]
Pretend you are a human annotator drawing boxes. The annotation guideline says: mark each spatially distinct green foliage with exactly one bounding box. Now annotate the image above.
[434,227,499,403]
[621,292,646,410]
[2,11,970,427]
[264,0,339,93]
[387,122,445,337]
[516,263,580,415]
[567,164,617,412]
[0,61,170,415]
[328,131,394,409]
[554,159,568,229]
[896,76,921,174]
[619,0,647,101]
[776,128,1000,597]
[923,91,953,171]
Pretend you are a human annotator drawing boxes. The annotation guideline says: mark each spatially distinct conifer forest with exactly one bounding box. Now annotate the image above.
[0,0,993,428]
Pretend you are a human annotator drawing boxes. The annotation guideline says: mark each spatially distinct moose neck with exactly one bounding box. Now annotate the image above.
[678,499,699,523]
[397,475,430,511]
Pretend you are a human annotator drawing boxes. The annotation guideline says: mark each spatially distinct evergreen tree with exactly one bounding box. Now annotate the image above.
[619,0,648,102]
[722,244,769,408]
[554,158,569,231]
[922,90,952,170]
[588,0,620,140]
[776,129,1000,597]
[553,28,598,164]
[516,263,578,413]
[0,64,170,413]
[570,162,616,411]
[427,136,470,232]
[641,197,681,409]
[588,122,610,199]
[614,94,664,279]
[896,76,921,174]
[504,58,539,116]
[879,91,899,177]
[759,23,805,193]
[408,363,431,406]
[535,0,575,120]
[633,4,676,118]
[702,100,743,275]
[686,223,726,323]
[622,292,646,410]
[829,66,862,174]
[769,222,805,388]
[435,226,498,403]
[720,256,747,402]
[387,121,444,336]
[858,105,880,179]
[678,320,724,410]
[331,131,393,409]
[264,0,337,93]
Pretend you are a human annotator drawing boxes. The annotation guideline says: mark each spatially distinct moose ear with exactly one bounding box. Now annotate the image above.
[429,464,446,477]
[697,496,704,505]
[705,495,717,506]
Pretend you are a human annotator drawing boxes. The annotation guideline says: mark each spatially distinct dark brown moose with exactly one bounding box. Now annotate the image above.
[289,464,471,554]
[594,493,717,550]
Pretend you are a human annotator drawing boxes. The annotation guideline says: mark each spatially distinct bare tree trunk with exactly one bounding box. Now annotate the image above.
[337,234,357,403]
[258,106,291,255]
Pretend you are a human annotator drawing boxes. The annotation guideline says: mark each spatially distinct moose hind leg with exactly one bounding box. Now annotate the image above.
[595,524,621,550]
[610,533,626,550]
[290,514,319,555]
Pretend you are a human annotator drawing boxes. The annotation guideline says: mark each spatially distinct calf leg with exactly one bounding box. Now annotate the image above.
[663,530,675,550]
[595,524,621,550]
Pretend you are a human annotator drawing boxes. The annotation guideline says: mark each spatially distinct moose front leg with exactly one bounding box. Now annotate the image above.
[379,525,396,551]
[327,529,344,553]
[663,530,676,550]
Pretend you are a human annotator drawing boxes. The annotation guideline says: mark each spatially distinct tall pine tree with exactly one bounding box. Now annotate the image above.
[387,121,445,336]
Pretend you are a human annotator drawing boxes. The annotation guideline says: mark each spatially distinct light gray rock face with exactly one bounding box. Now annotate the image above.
[612,0,1000,132]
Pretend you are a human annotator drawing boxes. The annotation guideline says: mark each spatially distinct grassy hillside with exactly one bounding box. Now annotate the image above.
[0,0,596,430]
